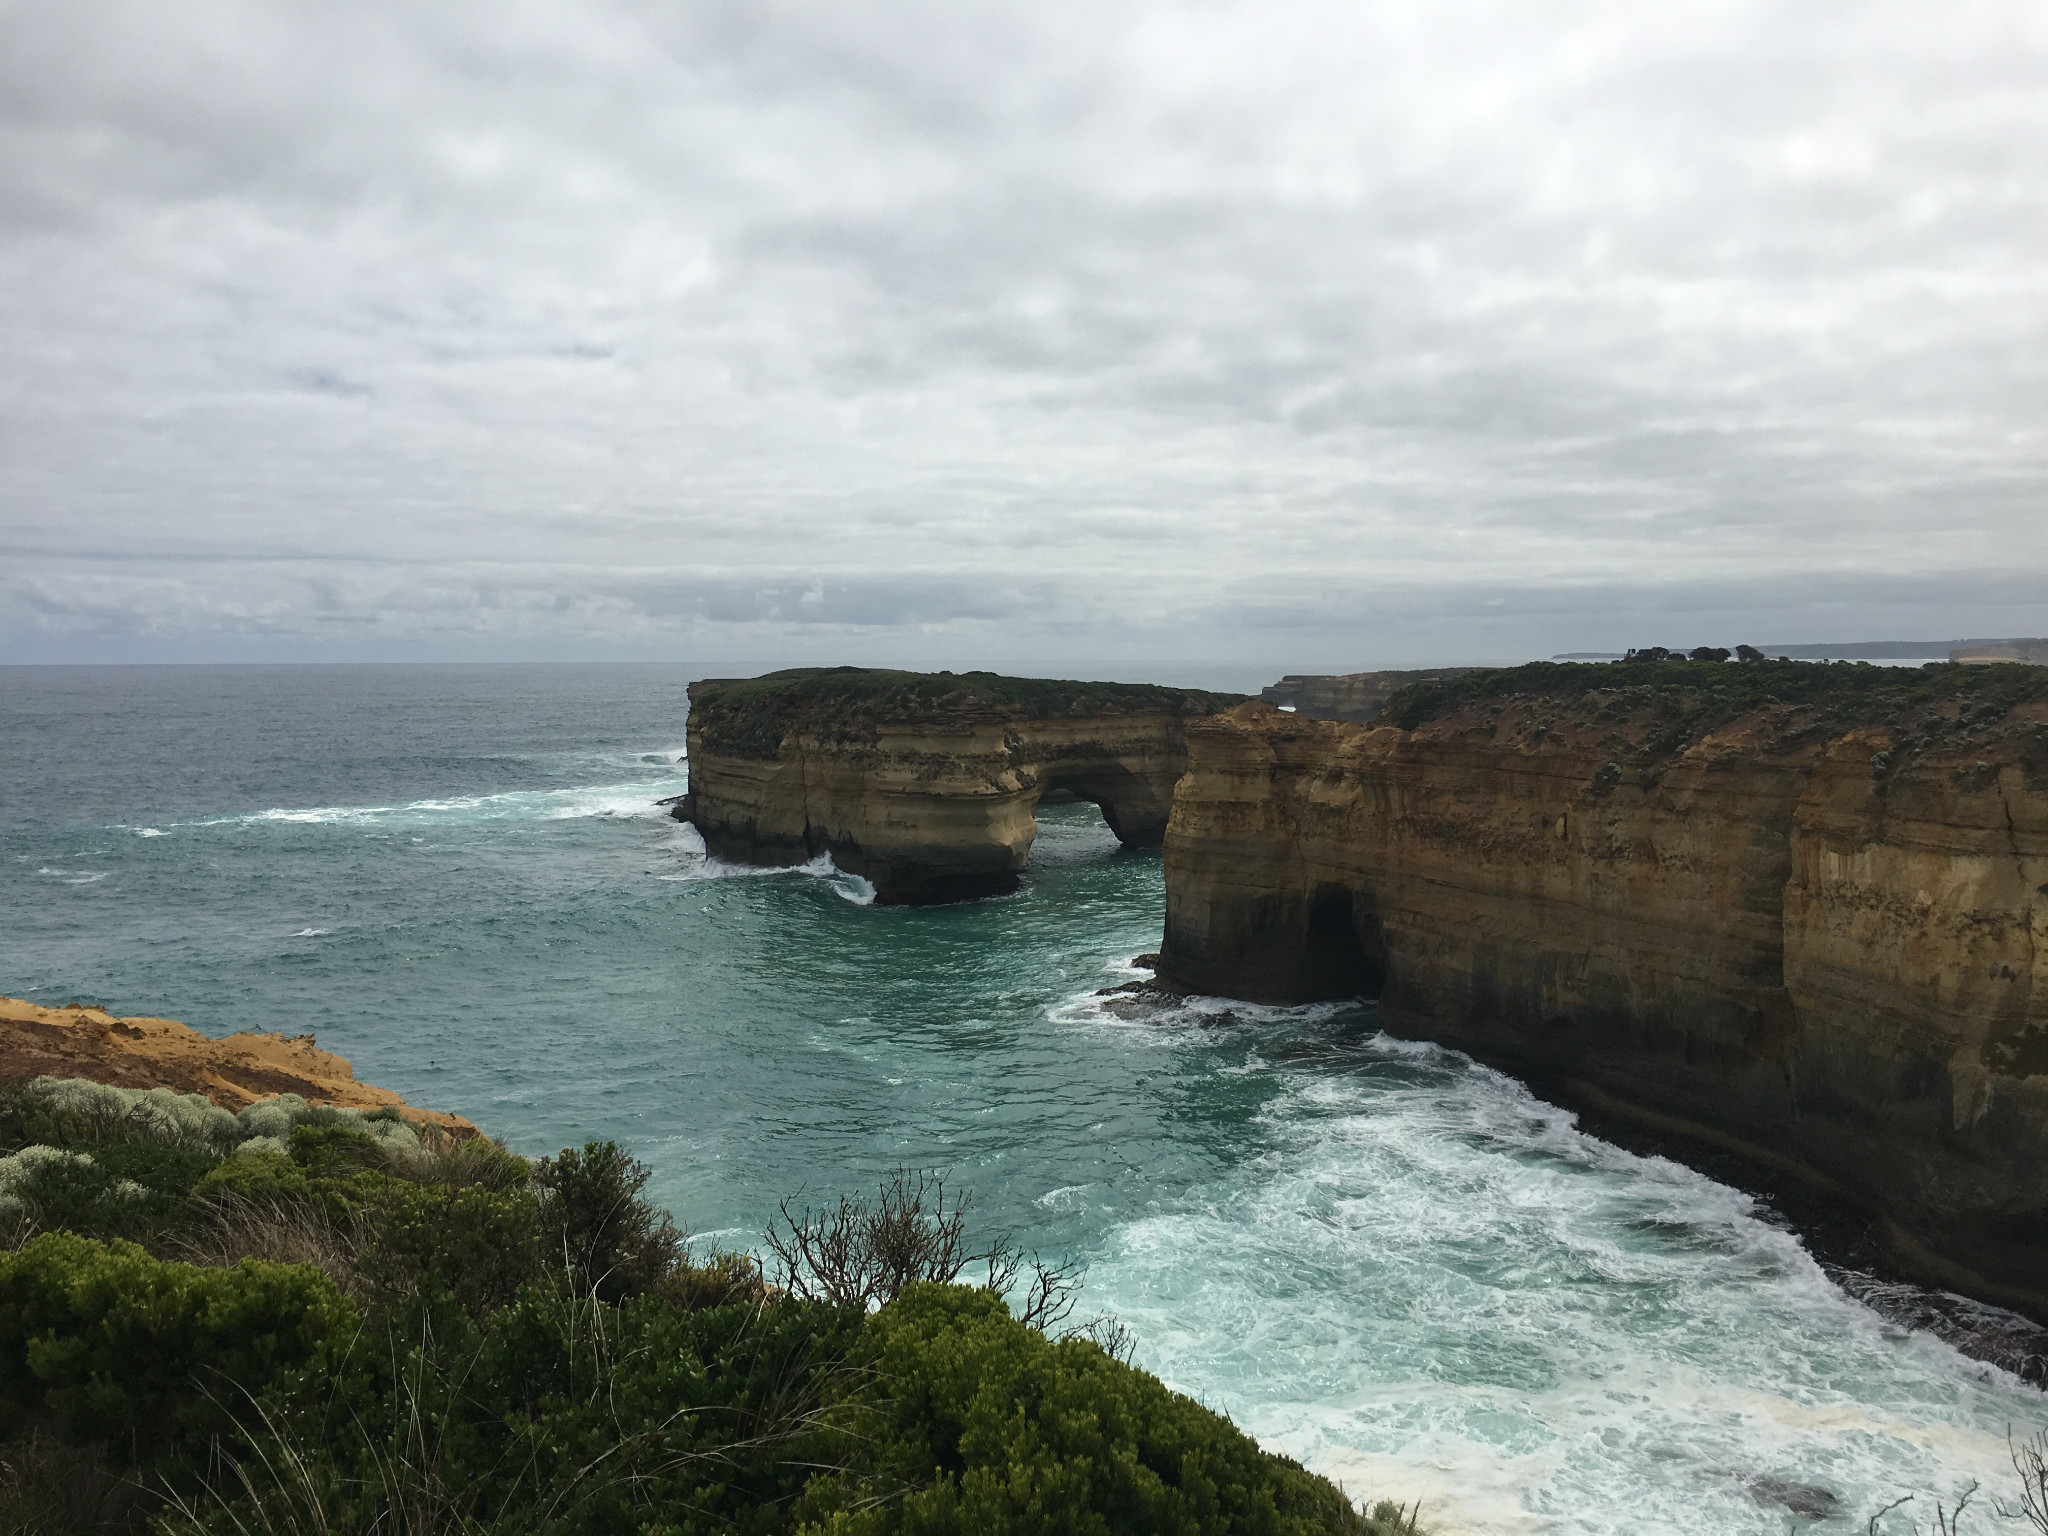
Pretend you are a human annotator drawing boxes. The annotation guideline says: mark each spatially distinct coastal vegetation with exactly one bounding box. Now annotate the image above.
[0,1074,1390,1535]
[687,667,1245,761]
[1381,655,2048,754]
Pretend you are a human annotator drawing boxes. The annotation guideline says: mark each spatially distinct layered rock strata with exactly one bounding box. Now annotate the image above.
[1160,664,2048,1315]
[680,668,1242,904]
[0,995,477,1135]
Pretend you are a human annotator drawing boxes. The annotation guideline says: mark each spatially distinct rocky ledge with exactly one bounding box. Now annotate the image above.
[0,995,476,1135]
[1160,659,2048,1318]
[678,667,1243,904]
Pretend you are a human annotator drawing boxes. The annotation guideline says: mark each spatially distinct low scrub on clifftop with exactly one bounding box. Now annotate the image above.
[0,1073,1390,1536]
[1382,657,2048,752]
[689,667,1246,760]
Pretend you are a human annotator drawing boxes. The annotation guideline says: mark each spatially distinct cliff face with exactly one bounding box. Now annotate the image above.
[0,995,478,1135]
[682,668,1242,904]
[1160,665,2048,1314]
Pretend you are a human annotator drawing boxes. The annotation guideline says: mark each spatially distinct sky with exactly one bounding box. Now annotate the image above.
[3,0,2046,672]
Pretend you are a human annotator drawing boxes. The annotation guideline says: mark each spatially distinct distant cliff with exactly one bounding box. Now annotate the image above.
[1259,668,1481,722]
[680,668,1243,904]
[1160,660,2048,1316]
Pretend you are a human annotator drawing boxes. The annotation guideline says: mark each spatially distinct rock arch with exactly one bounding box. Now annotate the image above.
[679,668,1242,905]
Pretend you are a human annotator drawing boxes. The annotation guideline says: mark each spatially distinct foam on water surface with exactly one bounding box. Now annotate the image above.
[1061,990,2035,1533]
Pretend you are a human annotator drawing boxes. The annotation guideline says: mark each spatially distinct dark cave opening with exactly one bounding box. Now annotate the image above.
[1298,884,1385,1000]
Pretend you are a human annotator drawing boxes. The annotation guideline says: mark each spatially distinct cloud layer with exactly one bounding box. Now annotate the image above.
[4,0,2046,666]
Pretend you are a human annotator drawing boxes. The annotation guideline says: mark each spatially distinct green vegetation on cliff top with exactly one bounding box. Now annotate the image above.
[0,1072,1391,1536]
[1382,658,2048,736]
[689,668,1248,761]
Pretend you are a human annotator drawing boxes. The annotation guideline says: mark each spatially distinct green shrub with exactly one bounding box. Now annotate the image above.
[1381,655,2048,737]
[351,1177,547,1311]
[658,1250,774,1311]
[0,1079,243,1155]
[795,1284,1368,1535]
[0,1232,351,1457]
[191,1150,313,1210]
[534,1141,684,1303]
[0,1145,174,1247]
[168,1284,867,1536]
[0,1112,219,1248]
[287,1122,390,1180]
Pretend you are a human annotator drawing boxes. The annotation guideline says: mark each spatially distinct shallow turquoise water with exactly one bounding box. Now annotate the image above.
[2,663,2041,1534]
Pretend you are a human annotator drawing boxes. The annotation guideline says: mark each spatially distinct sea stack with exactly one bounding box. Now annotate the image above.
[678,667,1243,904]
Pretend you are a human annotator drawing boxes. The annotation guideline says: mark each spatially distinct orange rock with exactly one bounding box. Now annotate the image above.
[0,996,477,1137]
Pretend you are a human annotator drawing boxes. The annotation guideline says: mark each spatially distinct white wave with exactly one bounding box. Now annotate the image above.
[289,928,329,938]
[1074,1040,2044,1536]
[36,867,107,885]
[1050,981,1357,1039]
[175,777,688,832]
[135,827,166,837]
[656,825,877,904]
[1037,1183,1095,1211]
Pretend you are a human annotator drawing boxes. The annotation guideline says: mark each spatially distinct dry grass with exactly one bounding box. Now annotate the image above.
[0,1430,151,1535]
[166,1195,370,1302]
[378,1129,528,1191]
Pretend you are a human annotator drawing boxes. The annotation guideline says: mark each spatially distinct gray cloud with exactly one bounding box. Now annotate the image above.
[3,0,2046,668]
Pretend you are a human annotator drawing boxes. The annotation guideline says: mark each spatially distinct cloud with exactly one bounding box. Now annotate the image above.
[3,0,2046,665]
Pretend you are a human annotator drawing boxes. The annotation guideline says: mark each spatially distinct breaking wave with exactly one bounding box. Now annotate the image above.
[160,777,688,833]
[1054,981,2039,1536]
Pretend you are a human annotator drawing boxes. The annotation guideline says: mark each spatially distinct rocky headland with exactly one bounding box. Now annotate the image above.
[678,667,1243,903]
[1259,667,1483,722]
[0,994,476,1135]
[1158,660,2048,1318]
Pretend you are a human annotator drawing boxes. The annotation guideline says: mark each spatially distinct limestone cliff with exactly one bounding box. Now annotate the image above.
[680,668,1243,904]
[0,995,477,1136]
[1159,661,2048,1315]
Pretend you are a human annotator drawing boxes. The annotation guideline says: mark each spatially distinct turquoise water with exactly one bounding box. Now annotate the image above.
[3,663,2042,1534]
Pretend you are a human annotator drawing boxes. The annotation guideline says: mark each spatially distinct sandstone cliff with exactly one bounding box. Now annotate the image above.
[1159,661,2048,1316]
[0,995,477,1135]
[681,668,1243,904]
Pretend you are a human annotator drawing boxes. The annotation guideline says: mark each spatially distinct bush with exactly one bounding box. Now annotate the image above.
[0,1232,350,1458]
[0,1079,243,1156]
[350,1177,547,1312]
[534,1141,684,1303]
[191,1150,313,1210]
[287,1122,392,1180]
[167,1285,867,1536]
[795,1284,1369,1535]
[658,1250,774,1311]
[0,1146,160,1248]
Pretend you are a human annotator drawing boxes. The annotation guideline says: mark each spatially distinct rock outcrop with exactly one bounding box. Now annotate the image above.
[0,995,477,1135]
[680,668,1243,904]
[1259,668,1482,722]
[1159,661,2048,1316]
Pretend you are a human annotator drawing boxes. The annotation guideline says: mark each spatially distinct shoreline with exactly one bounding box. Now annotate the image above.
[0,995,478,1137]
[1108,963,2048,1388]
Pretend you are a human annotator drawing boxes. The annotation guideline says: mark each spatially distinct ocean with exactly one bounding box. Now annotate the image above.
[2,661,2040,1534]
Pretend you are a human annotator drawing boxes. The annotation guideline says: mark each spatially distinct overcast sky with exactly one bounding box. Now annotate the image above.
[4,0,2045,671]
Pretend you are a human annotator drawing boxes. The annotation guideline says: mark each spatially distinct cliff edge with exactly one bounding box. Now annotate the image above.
[0,995,477,1135]
[680,667,1243,903]
[1160,660,2048,1316]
